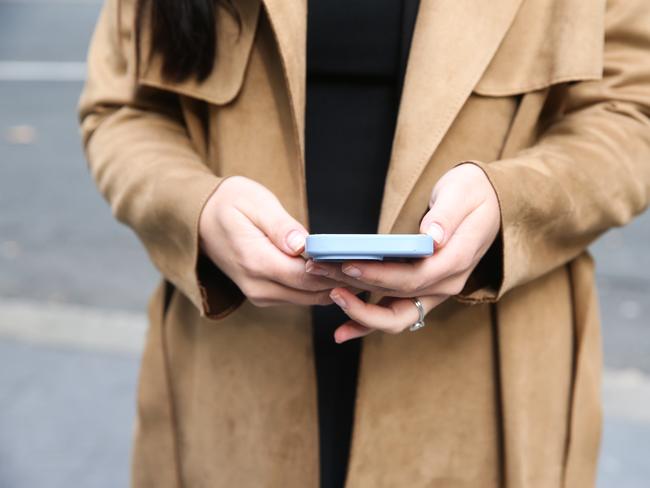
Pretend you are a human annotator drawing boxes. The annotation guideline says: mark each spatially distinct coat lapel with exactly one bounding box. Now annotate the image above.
[377,0,525,233]
[261,0,524,233]
[261,0,307,159]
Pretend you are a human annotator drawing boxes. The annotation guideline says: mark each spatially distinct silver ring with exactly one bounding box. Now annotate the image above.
[409,297,426,331]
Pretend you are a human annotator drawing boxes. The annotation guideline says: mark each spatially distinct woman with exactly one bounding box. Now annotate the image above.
[78,0,650,486]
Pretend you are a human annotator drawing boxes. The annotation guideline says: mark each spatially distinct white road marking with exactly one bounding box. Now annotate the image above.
[0,61,86,82]
[0,298,146,354]
[603,369,650,424]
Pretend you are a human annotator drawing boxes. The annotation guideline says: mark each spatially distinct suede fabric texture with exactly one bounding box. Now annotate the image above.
[78,0,650,486]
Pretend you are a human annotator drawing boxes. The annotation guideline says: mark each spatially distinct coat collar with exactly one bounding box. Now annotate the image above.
[137,0,262,105]
[262,0,525,233]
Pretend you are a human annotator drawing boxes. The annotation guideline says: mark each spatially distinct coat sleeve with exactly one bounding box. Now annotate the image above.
[458,0,650,302]
[78,0,245,319]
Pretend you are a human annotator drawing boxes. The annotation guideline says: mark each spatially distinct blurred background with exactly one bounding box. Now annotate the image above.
[0,0,649,486]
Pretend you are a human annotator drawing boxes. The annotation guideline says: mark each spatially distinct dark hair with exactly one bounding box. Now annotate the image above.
[135,0,238,83]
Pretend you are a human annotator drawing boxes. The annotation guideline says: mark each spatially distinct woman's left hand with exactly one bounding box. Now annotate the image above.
[305,163,501,343]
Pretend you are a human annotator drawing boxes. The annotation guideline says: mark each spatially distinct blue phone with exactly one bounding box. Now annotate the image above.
[305,234,434,262]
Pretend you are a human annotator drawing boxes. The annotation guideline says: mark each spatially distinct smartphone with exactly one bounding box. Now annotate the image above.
[305,234,434,262]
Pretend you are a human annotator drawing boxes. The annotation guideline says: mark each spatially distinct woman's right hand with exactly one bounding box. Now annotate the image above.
[199,175,349,307]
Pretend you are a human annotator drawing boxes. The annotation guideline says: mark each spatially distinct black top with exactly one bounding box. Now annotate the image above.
[306,0,419,235]
[305,2,420,487]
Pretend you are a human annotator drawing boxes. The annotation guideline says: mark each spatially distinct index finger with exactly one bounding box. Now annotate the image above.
[334,250,457,295]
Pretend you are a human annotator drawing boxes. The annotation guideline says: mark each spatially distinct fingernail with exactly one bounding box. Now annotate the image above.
[342,265,361,278]
[426,223,444,244]
[286,230,305,253]
[306,261,329,276]
[330,291,347,309]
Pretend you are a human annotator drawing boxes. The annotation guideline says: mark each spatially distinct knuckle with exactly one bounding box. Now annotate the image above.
[385,325,402,335]
[316,291,334,306]
[458,252,474,271]
[231,245,247,269]
[447,249,469,271]
[241,282,269,306]
[448,279,466,296]
[247,296,268,307]
[403,275,422,294]
[296,269,314,290]
[239,251,261,275]
[389,289,414,299]
[293,271,317,293]
[357,271,379,286]
[239,280,255,298]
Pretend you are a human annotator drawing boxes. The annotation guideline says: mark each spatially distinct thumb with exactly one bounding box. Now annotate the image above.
[419,187,471,248]
[248,196,308,256]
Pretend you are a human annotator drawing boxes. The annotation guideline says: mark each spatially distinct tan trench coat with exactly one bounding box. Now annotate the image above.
[78,0,650,486]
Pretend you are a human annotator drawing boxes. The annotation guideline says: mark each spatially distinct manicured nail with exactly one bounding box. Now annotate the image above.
[305,260,329,276]
[330,291,348,309]
[426,223,444,244]
[286,230,305,253]
[342,265,361,278]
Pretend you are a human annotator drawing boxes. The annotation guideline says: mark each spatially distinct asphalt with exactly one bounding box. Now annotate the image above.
[0,0,649,486]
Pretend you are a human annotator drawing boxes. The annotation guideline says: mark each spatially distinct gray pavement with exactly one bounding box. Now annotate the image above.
[0,339,138,488]
[594,219,650,376]
[0,0,649,486]
[0,80,159,310]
